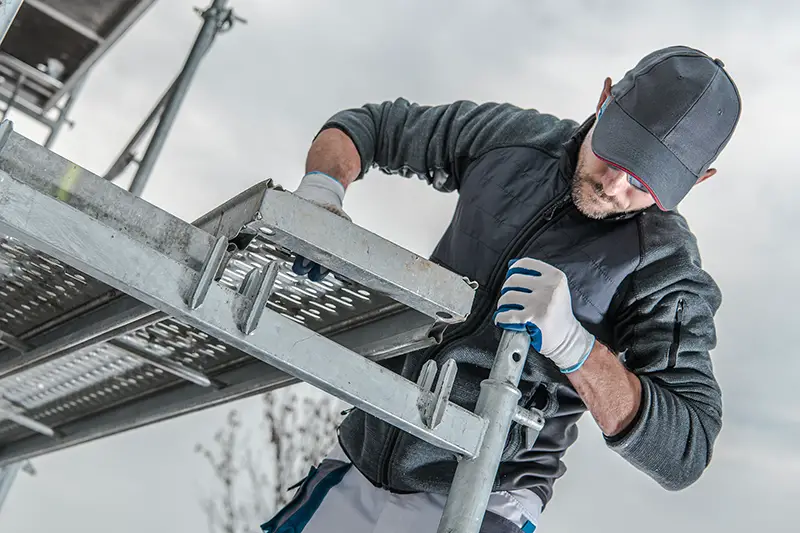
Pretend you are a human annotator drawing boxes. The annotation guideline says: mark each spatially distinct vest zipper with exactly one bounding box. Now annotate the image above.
[375,191,574,488]
[667,298,685,368]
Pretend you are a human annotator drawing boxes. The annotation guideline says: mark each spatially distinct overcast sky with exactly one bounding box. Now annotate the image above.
[1,0,798,531]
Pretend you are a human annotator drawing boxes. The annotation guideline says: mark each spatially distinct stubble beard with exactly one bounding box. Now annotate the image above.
[570,159,628,220]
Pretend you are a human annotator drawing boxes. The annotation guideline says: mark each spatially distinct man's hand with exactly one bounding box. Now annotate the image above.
[494,257,642,436]
[493,257,595,373]
[291,171,350,282]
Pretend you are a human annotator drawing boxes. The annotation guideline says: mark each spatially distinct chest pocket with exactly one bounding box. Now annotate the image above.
[516,209,640,344]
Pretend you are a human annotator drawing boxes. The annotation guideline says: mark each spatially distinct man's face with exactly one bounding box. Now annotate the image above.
[571,125,656,219]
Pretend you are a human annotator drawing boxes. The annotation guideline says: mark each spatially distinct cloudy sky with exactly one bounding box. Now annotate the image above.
[2,0,798,531]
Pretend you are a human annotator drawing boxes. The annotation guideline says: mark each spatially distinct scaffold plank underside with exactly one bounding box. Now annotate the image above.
[0,126,476,466]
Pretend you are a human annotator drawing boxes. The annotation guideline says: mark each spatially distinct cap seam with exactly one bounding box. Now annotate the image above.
[698,67,742,171]
[662,66,719,144]
[611,101,698,178]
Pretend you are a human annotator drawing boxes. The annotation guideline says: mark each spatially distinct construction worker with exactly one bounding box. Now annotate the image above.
[261,45,741,532]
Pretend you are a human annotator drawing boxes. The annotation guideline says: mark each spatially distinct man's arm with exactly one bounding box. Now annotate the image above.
[292,99,569,281]
[494,227,723,491]
[308,98,572,191]
[598,215,723,491]
[305,128,362,188]
[564,341,642,437]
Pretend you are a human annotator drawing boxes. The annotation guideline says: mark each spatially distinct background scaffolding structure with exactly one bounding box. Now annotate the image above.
[0,0,158,147]
[0,0,253,513]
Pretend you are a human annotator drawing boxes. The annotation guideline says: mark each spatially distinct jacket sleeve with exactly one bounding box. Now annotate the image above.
[318,97,569,191]
[605,212,723,491]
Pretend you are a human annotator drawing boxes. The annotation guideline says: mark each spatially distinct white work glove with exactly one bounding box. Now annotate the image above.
[493,258,596,373]
[291,172,350,282]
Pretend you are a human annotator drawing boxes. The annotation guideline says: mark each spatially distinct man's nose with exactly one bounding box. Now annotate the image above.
[600,169,628,197]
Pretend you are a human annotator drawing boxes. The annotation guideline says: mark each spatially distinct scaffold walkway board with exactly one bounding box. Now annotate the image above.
[0,119,479,467]
[0,0,157,120]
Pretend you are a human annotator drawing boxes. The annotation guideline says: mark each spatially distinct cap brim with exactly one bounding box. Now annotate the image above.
[591,99,698,211]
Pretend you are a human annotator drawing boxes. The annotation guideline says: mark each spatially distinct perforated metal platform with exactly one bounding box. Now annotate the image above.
[0,233,406,453]
[0,126,476,466]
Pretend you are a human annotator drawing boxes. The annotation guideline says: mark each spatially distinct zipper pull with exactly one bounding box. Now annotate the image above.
[544,194,571,220]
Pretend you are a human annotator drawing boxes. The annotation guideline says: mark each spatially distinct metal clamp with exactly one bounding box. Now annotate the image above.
[0,120,13,154]
[0,400,55,438]
[0,329,32,354]
[513,406,546,449]
[235,261,279,334]
[417,358,458,430]
[188,235,230,309]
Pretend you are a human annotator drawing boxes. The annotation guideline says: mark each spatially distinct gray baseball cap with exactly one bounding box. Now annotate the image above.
[591,45,742,211]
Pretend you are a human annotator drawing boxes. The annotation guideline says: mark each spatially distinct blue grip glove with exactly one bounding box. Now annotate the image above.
[290,172,350,282]
[493,258,596,373]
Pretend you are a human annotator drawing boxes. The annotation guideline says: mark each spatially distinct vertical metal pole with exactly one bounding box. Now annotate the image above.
[0,73,24,121]
[0,462,22,513]
[102,77,176,181]
[127,0,229,197]
[437,330,532,533]
[0,0,24,46]
[0,3,25,509]
[43,76,86,149]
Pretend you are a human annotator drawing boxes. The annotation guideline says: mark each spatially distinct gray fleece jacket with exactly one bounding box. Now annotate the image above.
[318,98,723,508]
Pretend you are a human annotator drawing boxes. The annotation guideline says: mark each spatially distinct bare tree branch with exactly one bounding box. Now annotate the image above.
[196,387,347,533]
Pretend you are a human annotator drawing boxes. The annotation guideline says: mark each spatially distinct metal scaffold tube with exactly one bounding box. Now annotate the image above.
[0,0,24,46]
[0,0,25,516]
[127,0,242,197]
[0,463,22,512]
[437,330,545,533]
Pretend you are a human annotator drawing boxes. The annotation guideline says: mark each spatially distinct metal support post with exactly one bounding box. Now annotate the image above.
[0,462,22,513]
[102,77,176,181]
[437,330,545,533]
[0,0,24,46]
[0,74,24,121]
[127,0,242,197]
[43,76,85,149]
[0,1,24,495]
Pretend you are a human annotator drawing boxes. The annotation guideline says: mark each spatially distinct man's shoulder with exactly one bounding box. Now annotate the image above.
[443,100,584,160]
[628,207,720,303]
[635,208,701,261]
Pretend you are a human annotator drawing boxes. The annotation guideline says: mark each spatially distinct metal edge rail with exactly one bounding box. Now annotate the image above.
[0,127,474,324]
[252,186,477,324]
[0,153,455,385]
[0,124,484,458]
[0,179,276,377]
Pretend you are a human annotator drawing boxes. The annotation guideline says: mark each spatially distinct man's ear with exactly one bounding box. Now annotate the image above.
[696,168,717,184]
[596,77,613,115]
